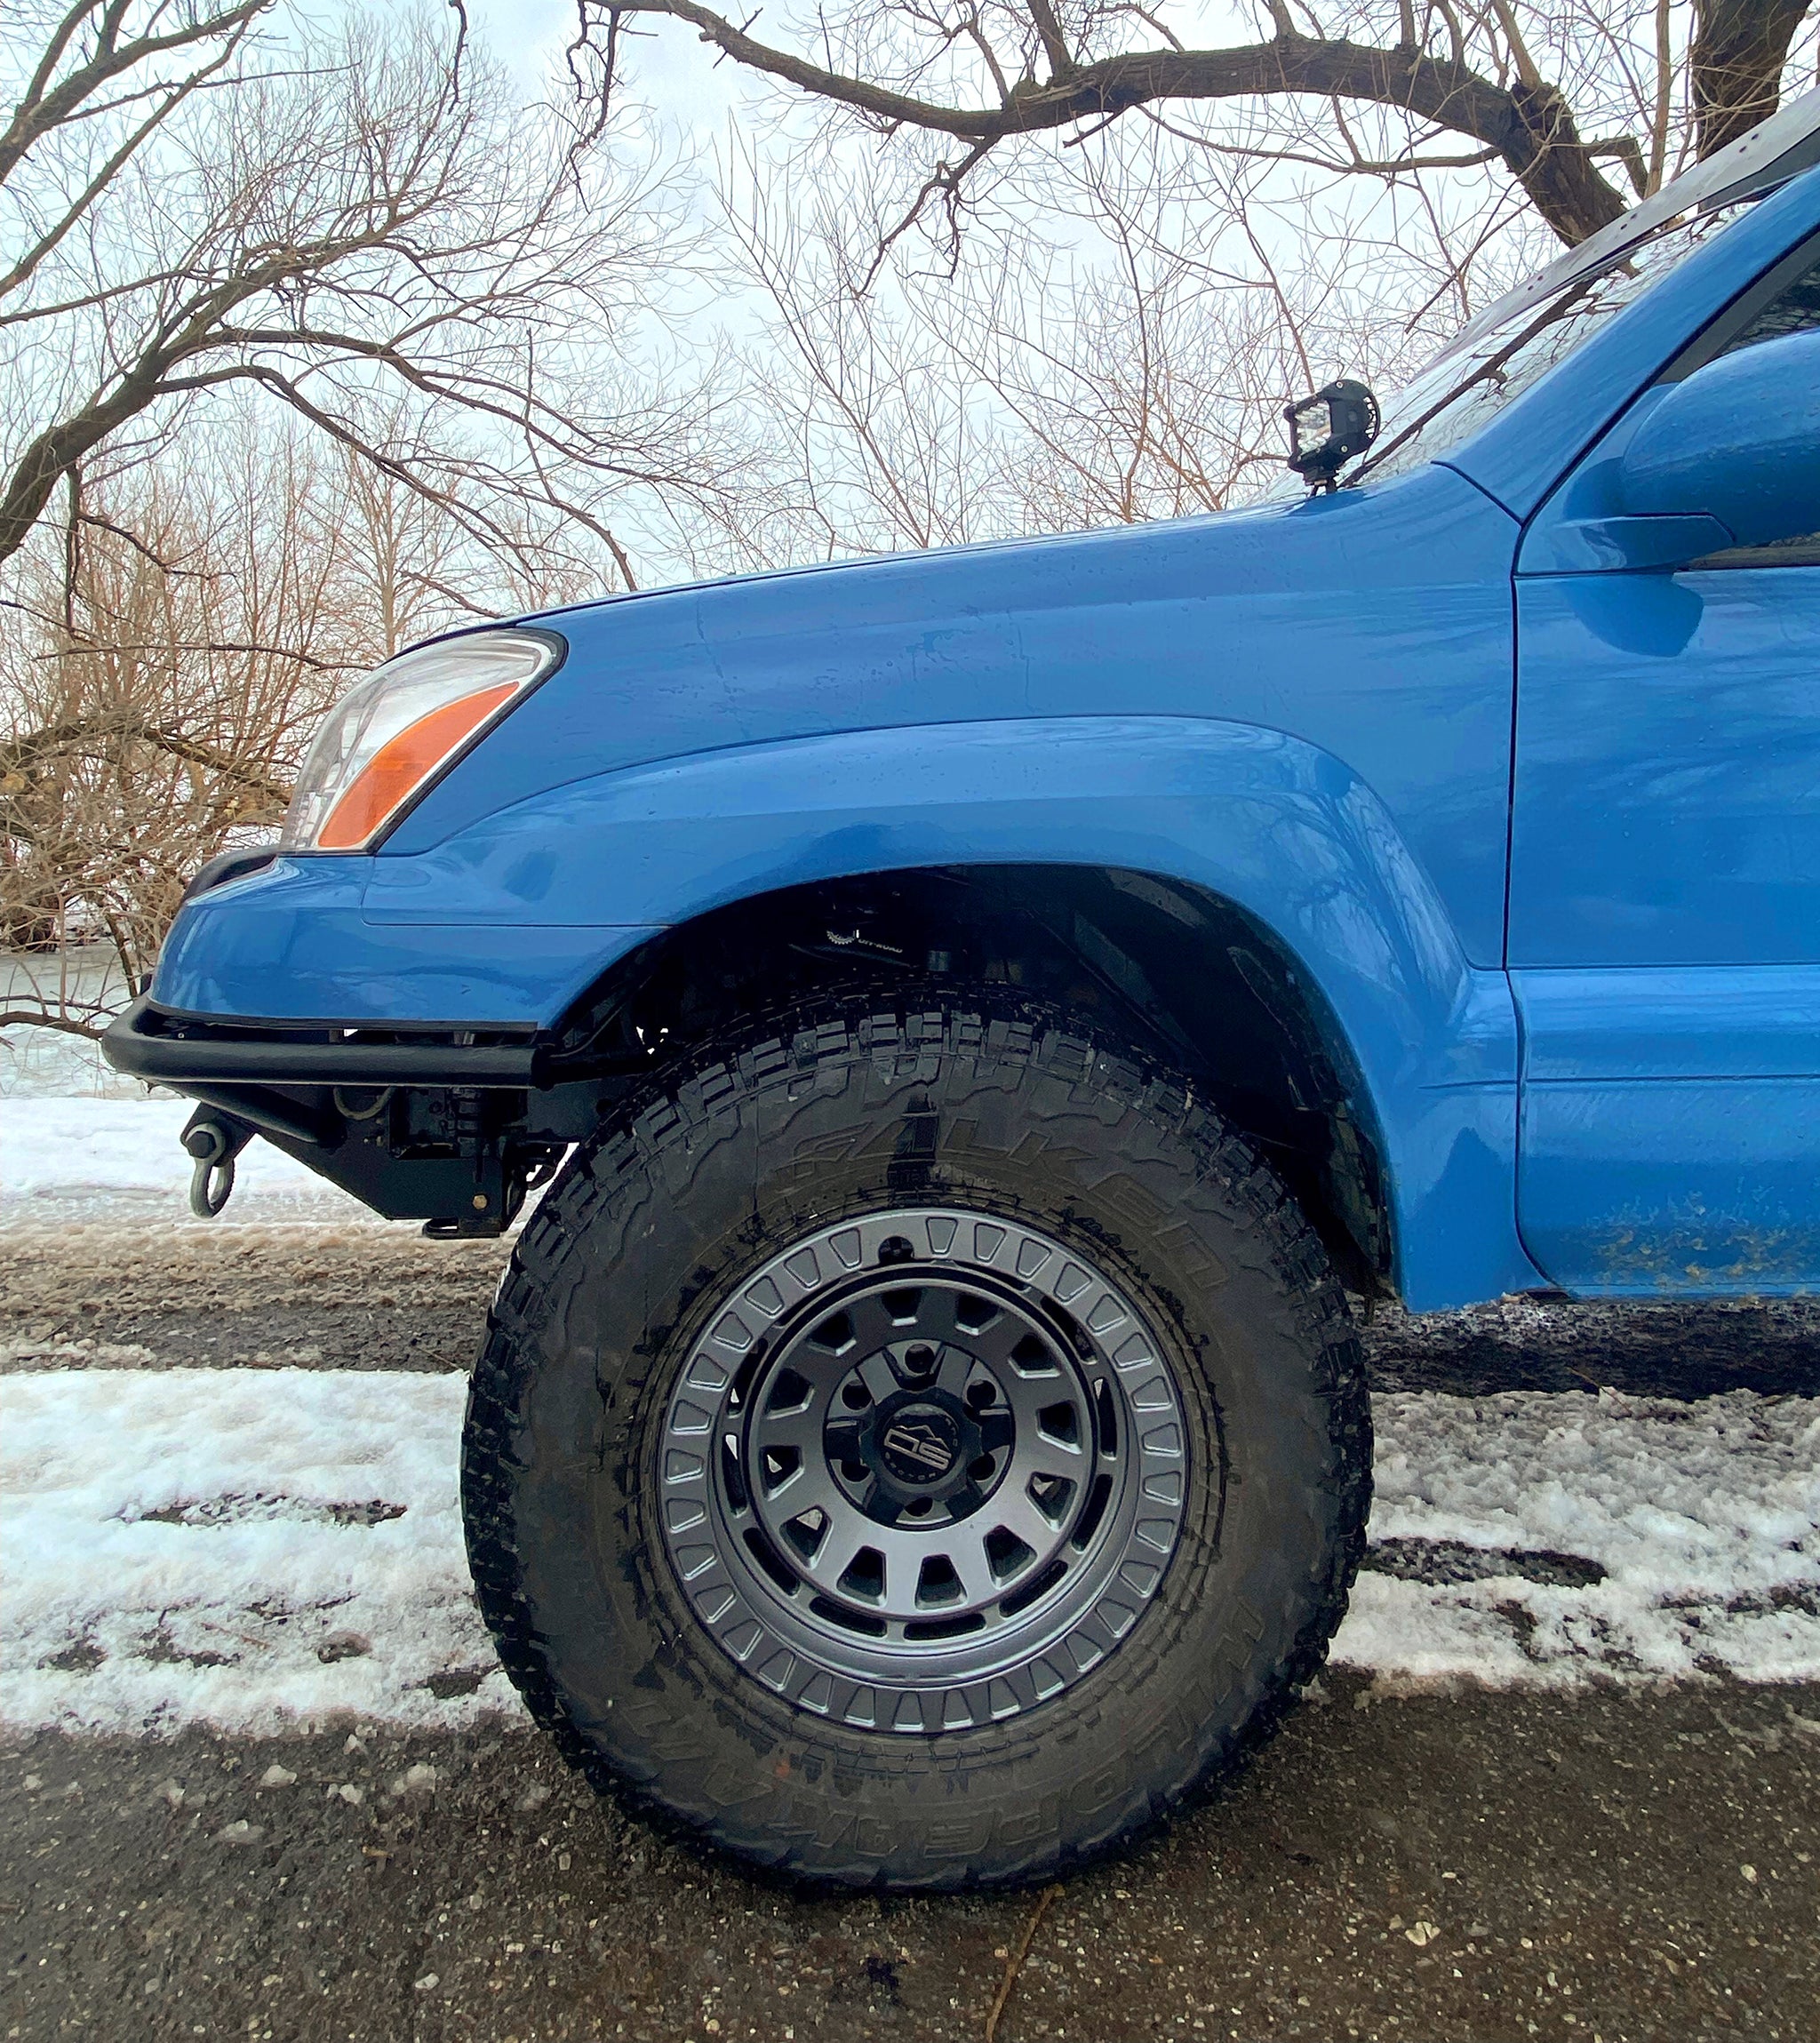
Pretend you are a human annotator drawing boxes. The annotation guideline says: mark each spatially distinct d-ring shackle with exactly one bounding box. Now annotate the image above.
[180,1112,252,1218]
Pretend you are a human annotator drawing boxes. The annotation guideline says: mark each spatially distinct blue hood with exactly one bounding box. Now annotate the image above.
[392,463,1521,967]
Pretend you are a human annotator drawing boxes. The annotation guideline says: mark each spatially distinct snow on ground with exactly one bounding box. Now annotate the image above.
[1346,1389,1820,1691]
[0,1026,139,1101]
[3,1368,1818,1737]
[3,988,369,1220]
[0,949,138,1101]
[1,1097,368,1221]
[0,1369,517,1736]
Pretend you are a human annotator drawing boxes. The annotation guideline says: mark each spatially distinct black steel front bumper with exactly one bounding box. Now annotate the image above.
[101,997,605,1233]
[103,994,547,1090]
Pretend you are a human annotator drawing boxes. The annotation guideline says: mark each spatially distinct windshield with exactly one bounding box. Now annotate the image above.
[1333,199,1757,491]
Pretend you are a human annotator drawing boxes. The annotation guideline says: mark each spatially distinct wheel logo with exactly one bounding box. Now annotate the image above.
[879,1409,959,1482]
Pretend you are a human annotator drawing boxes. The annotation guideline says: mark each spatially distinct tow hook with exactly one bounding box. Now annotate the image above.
[180,1111,253,1218]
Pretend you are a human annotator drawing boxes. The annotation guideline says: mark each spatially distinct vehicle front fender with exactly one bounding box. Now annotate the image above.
[358,714,1540,1309]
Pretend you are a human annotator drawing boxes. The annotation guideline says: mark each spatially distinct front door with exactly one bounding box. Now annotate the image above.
[1510,260,1820,1295]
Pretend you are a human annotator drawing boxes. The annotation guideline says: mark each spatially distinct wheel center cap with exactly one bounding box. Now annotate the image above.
[876,1402,962,1485]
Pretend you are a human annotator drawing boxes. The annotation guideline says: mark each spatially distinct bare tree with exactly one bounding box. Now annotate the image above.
[713,121,1438,571]
[1,1,733,590]
[0,4,763,1044]
[579,0,1816,253]
[2,419,361,1028]
[0,392,621,1038]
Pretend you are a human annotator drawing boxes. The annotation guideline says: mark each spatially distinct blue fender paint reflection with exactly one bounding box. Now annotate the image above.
[1561,574,1706,658]
[152,857,644,1025]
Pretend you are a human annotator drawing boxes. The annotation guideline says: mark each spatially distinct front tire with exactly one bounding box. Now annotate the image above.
[462,990,1369,1888]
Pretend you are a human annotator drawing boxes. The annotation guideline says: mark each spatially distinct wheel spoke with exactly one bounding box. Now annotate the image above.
[754,1396,821,1455]
[970,1306,1052,1371]
[942,1533,1002,1609]
[821,1413,866,1462]
[901,1283,961,1341]
[853,1350,902,1404]
[804,1515,875,1592]
[934,1343,975,1397]
[993,1491,1066,1554]
[999,1367,1071,1431]
[842,1289,920,1355]
[790,1457,850,1519]
[976,1408,1015,1455]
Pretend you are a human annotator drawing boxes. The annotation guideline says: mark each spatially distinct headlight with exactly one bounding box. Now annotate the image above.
[280,630,560,852]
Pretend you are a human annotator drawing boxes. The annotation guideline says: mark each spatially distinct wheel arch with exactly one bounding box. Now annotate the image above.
[547,863,1395,1297]
[364,712,1537,1307]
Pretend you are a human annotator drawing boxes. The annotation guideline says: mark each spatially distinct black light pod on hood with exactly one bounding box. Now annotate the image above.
[1285,379,1381,491]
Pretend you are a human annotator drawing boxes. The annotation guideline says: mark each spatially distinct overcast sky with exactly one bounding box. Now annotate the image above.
[463,0,748,130]
[458,0,1264,137]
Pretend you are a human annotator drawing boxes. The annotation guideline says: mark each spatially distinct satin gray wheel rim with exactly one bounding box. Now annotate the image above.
[657,1208,1188,1735]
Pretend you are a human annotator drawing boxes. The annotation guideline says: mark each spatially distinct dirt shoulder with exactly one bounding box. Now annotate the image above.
[8,1223,1820,1398]
[0,1224,509,1373]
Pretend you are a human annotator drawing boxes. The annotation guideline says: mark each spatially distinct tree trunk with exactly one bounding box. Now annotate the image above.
[1690,0,1815,159]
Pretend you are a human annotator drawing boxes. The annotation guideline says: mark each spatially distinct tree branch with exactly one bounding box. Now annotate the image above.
[0,28,250,306]
[1689,0,1815,160]
[595,2,1630,242]
[0,1010,113,1041]
[0,0,271,189]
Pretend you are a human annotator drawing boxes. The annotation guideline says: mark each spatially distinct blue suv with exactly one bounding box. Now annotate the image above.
[108,92,1820,1887]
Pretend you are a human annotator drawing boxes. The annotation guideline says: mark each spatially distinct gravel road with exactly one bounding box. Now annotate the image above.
[0,1225,509,1375]
[9,1222,1820,1398]
[4,1222,1820,2043]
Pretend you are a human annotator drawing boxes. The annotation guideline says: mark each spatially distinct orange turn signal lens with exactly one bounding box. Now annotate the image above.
[316,682,519,850]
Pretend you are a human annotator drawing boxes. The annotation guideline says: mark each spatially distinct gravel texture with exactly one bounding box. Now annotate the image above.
[0,1225,509,1374]
[1366,1290,1820,1401]
[8,1223,1820,1397]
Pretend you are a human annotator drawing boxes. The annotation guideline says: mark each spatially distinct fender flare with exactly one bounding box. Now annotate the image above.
[362,714,1540,1309]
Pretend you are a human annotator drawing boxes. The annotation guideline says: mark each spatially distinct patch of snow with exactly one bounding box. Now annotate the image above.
[0,1097,366,1221]
[4,1371,1817,1737]
[1334,1388,1820,1689]
[0,1027,140,1101]
[0,1369,520,1735]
